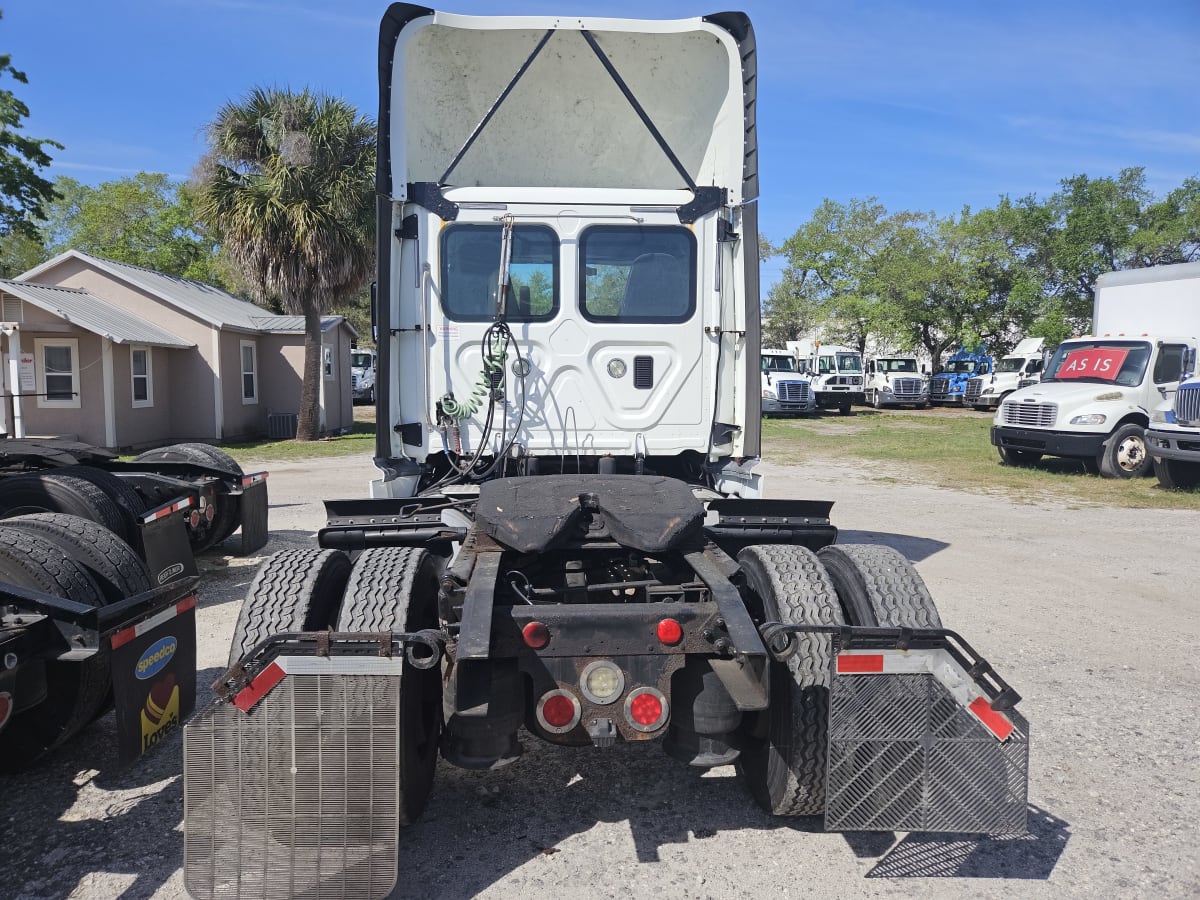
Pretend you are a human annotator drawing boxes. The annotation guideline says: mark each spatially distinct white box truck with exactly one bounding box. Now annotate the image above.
[966,338,1045,410]
[991,262,1200,477]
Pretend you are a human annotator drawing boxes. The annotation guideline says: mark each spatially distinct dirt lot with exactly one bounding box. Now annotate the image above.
[3,452,1198,899]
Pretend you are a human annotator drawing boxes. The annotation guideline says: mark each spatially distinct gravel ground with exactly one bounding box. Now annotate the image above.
[2,453,1198,899]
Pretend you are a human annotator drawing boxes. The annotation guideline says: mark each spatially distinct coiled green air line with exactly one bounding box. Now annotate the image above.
[441,344,508,421]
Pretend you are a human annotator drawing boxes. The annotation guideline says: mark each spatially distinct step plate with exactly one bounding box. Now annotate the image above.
[183,674,402,899]
[825,672,1029,834]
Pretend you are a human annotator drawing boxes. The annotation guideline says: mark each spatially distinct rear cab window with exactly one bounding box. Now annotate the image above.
[579,225,696,323]
[440,224,559,322]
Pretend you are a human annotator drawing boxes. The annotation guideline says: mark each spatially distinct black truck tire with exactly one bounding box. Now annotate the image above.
[228,548,351,667]
[0,471,131,544]
[0,526,109,768]
[1099,423,1150,479]
[337,547,443,825]
[735,544,845,816]
[3,513,152,603]
[54,465,146,521]
[997,446,1042,467]
[134,443,244,549]
[1154,456,1200,491]
[818,544,942,629]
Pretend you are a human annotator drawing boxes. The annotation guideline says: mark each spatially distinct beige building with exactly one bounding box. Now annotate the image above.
[0,250,356,449]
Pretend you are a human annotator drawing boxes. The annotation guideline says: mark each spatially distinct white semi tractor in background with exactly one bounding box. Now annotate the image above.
[864,354,927,408]
[182,8,1030,897]
[350,347,377,404]
[786,339,864,413]
[992,262,1199,477]
[966,337,1045,411]
[760,348,816,415]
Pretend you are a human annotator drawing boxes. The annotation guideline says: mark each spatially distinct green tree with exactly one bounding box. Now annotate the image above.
[39,173,224,282]
[766,198,930,352]
[0,15,61,242]
[194,87,375,441]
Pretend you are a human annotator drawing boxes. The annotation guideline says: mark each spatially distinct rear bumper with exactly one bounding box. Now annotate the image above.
[991,425,1106,458]
[1145,427,1200,463]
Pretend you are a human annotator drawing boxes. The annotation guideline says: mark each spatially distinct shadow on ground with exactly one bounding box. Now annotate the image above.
[837,529,949,562]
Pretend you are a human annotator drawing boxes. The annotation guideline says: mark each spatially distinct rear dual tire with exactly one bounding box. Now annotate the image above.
[0,526,113,769]
[229,546,443,826]
[735,543,940,817]
[133,443,244,552]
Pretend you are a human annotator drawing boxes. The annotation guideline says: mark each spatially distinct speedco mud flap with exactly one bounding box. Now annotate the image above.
[823,633,1030,834]
[184,648,429,900]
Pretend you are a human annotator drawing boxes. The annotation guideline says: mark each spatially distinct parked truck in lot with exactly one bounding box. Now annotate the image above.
[350,347,377,404]
[1147,369,1200,490]
[929,345,991,405]
[786,340,864,413]
[182,9,1029,897]
[864,355,927,408]
[992,262,1199,477]
[0,439,268,559]
[760,348,816,415]
[966,338,1045,410]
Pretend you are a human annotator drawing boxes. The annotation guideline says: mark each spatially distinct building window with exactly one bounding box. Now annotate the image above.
[240,340,258,404]
[35,338,80,409]
[323,345,334,380]
[130,345,153,407]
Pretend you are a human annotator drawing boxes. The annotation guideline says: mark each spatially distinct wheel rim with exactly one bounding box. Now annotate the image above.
[1116,435,1146,472]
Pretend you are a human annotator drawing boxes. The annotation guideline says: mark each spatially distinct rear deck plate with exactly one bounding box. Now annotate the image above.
[825,671,1029,834]
[184,674,402,899]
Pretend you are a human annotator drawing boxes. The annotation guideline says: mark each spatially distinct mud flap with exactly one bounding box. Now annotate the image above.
[183,670,402,900]
[110,595,197,764]
[138,498,199,586]
[824,648,1029,834]
[237,474,269,555]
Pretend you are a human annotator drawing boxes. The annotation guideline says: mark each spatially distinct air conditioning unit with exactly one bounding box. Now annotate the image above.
[267,412,298,440]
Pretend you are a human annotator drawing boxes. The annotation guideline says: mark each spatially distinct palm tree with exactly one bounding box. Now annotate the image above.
[195,87,374,441]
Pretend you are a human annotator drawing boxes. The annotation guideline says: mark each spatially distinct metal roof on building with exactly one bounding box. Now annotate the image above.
[18,250,356,337]
[250,316,345,334]
[0,280,194,348]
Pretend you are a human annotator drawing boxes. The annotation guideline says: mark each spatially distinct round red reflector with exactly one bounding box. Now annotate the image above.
[541,694,576,728]
[657,618,683,645]
[629,692,663,726]
[522,621,549,649]
[188,510,201,528]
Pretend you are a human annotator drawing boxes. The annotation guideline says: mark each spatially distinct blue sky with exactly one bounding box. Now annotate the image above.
[8,1,1200,287]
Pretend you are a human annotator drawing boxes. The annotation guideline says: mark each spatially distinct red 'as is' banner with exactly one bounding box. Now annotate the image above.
[1056,347,1129,380]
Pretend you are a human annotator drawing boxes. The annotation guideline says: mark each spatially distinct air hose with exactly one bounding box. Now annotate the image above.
[441,340,508,421]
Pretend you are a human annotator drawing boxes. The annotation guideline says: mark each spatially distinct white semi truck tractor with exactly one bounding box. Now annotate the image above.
[182,8,1030,897]
[760,347,816,415]
[864,354,927,409]
[991,262,1199,477]
[966,337,1045,411]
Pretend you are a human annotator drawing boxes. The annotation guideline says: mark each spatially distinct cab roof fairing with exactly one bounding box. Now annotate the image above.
[376,5,758,206]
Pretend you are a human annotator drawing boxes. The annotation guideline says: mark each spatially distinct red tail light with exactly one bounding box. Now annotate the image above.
[656,618,683,645]
[522,621,550,649]
[624,687,668,732]
[536,689,581,734]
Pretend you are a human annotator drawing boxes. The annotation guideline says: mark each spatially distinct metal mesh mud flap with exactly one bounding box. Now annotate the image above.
[825,670,1029,834]
[184,674,401,899]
